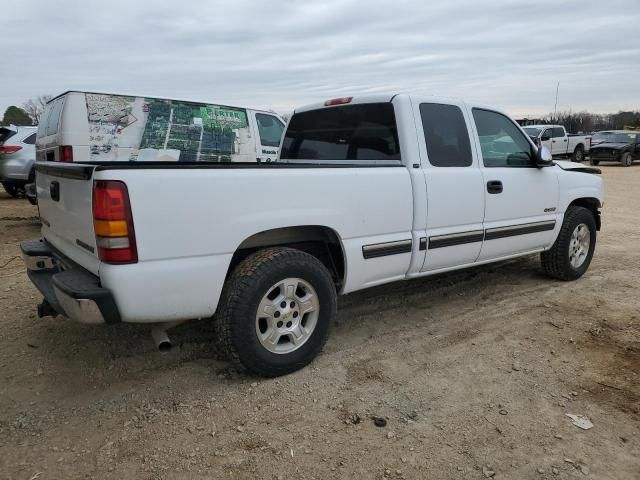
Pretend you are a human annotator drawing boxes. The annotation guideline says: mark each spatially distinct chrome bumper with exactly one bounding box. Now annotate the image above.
[21,239,120,324]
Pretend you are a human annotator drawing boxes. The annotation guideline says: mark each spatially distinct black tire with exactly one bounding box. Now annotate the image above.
[589,157,600,166]
[216,247,337,377]
[1,181,25,198]
[572,145,585,162]
[621,152,633,167]
[541,206,596,281]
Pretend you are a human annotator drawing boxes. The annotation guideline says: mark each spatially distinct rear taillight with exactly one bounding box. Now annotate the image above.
[93,180,137,264]
[59,145,73,162]
[0,145,22,154]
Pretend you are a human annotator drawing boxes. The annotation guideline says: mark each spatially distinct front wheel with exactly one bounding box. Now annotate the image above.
[621,152,633,167]
[216,247,337,377]
[572,146,585,162]
[589,157,600,166]
[541,206,596,281]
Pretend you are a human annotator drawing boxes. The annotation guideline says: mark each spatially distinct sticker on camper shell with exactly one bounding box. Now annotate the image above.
[85,93,252,162]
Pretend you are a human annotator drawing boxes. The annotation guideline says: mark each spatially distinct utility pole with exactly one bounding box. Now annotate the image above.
[553,82,559,122]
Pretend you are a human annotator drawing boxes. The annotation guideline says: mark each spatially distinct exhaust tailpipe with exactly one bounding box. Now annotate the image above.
[151,327,172,353]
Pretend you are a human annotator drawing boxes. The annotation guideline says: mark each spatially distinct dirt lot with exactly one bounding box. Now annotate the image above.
[0,165,638,480]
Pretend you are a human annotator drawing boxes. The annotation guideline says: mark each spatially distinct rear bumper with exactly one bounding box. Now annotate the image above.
[21,239,121,324]
[0,157,32,181]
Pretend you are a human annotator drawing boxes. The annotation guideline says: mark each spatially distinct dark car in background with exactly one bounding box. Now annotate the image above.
[590,130,616,147]
[589,131,640,166]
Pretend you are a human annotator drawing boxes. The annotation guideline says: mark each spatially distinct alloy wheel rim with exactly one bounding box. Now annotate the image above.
[255,278,320,354]
[569,223,590,269]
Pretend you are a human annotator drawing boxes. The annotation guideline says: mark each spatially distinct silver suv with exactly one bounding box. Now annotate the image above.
[0,126,37,197]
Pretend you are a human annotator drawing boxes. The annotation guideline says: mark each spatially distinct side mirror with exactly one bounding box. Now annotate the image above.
[536,146,553,167]
[540,135,551,141]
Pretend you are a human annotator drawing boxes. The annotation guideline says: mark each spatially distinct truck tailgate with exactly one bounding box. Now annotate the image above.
[35,162,100,275]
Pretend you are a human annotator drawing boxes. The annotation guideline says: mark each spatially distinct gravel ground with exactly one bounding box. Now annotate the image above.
[0,164,638,480]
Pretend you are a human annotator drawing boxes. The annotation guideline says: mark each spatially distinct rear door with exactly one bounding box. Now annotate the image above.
[470,108,559,261]
[413,100,485,271]
[251,112,285,162]
[36,96,66,162]
[35,163,100,274]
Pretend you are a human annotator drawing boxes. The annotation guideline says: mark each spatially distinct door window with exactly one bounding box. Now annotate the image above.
[256,113,285,147]
[541,129,552,140]
[420,103,472,167]
[552,127,565,138]
[472,109,534,168]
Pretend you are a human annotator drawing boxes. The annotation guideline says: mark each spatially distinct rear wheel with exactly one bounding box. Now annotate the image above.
[589,157,600,166]
[216,247,337,377]
[572,145,585,162]
[1,181,26,198]
[621,152,633,167]
[541,206,596,281]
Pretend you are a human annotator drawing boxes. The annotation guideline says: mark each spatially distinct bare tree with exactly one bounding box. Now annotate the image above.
[22,94,53,125]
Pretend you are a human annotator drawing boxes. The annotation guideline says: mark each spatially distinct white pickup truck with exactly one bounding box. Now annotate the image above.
[22,94,604,377]
[522,124,591,162]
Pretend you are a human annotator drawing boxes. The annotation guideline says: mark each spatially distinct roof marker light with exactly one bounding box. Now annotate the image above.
[324,97,353,106]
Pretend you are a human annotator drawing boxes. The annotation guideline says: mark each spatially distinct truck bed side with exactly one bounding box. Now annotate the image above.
[44,163,415,322]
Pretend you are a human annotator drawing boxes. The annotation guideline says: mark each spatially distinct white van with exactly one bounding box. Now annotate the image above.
[36,91,286,164]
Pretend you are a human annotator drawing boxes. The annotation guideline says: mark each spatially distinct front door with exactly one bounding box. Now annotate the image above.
[551,126,567,156]
[414,100,485,271]
[469,108,559,261]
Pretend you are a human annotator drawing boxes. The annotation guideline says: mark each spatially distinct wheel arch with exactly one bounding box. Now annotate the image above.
[568,197,601,230]
[227,225,347,289]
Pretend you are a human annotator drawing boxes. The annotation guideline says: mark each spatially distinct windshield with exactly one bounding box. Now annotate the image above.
[607,133,637,143]
[523,127,542,136]
[591,132,613,142]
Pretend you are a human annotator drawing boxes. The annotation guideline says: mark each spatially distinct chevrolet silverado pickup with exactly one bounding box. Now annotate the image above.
[22,94,604,377]
[522,124,590,162]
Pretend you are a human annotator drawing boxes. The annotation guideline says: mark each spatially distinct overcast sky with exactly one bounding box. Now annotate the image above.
[1,0,638,118]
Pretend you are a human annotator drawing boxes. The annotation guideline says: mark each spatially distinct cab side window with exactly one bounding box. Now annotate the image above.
[420,103,472,167]
[472,108,534,167]
[552,127,565,138]
[541,129,552,140]
[256,114,285,147]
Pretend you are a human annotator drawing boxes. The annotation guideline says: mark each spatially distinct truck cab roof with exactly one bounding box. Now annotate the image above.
[294,93,473,113]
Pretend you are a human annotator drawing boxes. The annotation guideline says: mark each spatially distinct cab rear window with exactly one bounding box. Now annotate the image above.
[280,103,401,162]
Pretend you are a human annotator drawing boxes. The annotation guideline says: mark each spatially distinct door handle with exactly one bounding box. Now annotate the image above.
[487,180,503,194]
[50,181,60,202]
[552,140,556,143]
[564,139,567,142]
